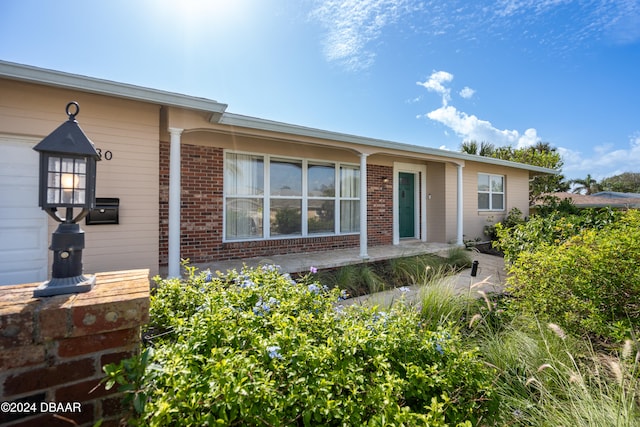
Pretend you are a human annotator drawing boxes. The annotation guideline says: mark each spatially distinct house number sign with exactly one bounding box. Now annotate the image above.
[96,148,113,160]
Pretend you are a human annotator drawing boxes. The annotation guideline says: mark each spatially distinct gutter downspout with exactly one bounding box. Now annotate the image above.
[168,127,183,278]
[456,164,464,246]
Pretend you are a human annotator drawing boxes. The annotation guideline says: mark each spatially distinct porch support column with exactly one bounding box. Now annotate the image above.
[359,153,369,259]
[456,164,464,246]
[168,127,183,278]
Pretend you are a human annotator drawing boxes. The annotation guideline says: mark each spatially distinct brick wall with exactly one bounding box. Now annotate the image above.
[367,164,394,246]
[0,270,150,427]
[159,142,394,265]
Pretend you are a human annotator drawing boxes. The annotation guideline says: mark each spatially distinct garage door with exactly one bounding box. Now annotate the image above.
[0,136,48,286]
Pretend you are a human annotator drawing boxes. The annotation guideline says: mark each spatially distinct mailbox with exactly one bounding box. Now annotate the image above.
[86,197,119,225]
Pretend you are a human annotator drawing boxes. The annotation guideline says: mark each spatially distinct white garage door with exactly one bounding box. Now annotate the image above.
[0,136,48,286]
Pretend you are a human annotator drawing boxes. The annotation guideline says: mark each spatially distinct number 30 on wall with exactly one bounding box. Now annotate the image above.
[96,148,113,160]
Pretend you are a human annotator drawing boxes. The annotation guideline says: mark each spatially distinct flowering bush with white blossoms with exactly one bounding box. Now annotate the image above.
[104,263,496,426]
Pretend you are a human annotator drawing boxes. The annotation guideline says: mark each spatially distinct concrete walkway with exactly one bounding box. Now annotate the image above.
[343,252,507,307]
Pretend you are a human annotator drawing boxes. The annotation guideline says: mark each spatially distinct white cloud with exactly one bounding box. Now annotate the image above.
[518,128,541,148]
[310,0,415,71]
[560,132,640,180]
[311,0,640,71]
[425,105,541,148]
[459,86,475,99]
[416,71,454,105]
[418,71,541,148]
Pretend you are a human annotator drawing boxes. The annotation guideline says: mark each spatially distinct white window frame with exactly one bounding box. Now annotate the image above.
[477,173,505,211]
[223,150,360,242]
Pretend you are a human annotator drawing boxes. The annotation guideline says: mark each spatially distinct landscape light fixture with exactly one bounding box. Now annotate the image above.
[470,260,479,277]
[32,102,101,297]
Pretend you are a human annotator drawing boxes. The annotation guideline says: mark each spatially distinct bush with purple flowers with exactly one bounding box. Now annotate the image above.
[104,262,496,426]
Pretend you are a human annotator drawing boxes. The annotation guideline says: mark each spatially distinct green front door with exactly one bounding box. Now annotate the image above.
[399,172,415,238]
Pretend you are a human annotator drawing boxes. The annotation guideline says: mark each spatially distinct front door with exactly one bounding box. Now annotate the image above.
[398,172,415,238]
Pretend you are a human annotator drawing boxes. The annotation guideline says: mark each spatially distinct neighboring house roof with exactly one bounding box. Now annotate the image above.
[0,60,556,175]
[592,191,640,199]
[541,192,640,208]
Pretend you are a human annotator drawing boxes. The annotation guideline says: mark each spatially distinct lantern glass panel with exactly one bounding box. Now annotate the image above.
[47,188,59,204]
[44,155,88,206]
[75,161,86,174]
[61,158,74,173]
[48,157,60,171]
[74,189,86,204]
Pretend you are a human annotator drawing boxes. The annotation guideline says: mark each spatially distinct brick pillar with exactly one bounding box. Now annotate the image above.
[0,270,150,427]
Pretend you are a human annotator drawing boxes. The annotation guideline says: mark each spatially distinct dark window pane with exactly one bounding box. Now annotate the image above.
[270,199,302,236]
[308,199,335,234]
[492,194,504,210]
[478,193,489,210]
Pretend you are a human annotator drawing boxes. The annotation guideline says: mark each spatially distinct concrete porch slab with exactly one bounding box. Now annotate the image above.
[194,241,456,275]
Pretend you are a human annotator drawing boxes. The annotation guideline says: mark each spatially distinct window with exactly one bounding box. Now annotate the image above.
[340,166,360,233]
[308,163,335,234]
[270,159,302,236]
[224,151,360,240]
[478,173,504,210]
[225,153,264,239]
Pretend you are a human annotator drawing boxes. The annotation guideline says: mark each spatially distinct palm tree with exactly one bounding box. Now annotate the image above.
[531,141,552,153]
[570,174,599,195]
[460,140,479,154]
[478,141,496,156]
[460,140,495,156]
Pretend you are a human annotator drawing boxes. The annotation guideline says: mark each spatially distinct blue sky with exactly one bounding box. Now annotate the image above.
[1,0,639,181]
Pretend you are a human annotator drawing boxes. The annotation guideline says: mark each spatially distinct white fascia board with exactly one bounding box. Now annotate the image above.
[220,113,558,175]
[0,60,228,115]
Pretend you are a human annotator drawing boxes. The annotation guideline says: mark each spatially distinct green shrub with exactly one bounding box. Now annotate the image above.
[484,207,524,241]
[534,195,580,217]
[505,210,640,342]
[495,207,620,264]
[105,264,497,426]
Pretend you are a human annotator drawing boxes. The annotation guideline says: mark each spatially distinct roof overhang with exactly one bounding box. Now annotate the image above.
[219,113,558,174]
[1,60,557,176]
[0,60,228,119]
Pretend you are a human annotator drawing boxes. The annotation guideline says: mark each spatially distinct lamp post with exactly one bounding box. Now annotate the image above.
[32,102,101,297]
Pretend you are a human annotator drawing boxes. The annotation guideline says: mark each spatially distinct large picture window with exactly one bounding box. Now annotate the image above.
[478,173,504,211]
[224,151,360,241]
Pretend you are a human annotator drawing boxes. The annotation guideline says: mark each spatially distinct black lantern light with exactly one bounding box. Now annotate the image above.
[32,102,101,297]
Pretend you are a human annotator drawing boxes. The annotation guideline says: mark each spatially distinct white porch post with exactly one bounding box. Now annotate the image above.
[168,127,183,278]
[456,164,464,246]
[359,153,369,259]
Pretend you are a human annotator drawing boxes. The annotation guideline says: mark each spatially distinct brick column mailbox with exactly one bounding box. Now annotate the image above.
[0,270,150,427]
